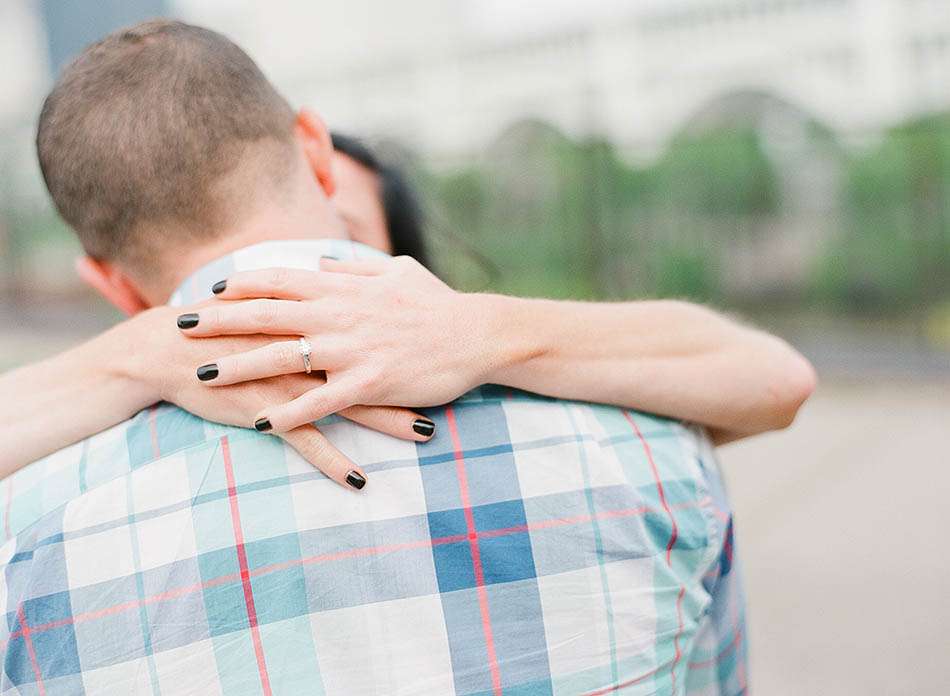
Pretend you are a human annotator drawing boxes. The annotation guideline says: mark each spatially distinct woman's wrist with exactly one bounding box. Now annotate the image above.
[466,293,547,388]
[97,311,165,411]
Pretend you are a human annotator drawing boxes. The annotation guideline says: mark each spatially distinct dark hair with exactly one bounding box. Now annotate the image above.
[37,20,296,270]
[331,132,430,268]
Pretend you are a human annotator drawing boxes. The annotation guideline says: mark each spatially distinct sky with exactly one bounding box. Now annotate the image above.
[464,0,637,37]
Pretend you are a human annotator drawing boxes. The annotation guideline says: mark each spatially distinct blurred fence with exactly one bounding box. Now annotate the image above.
[3,110,950,353]
[418,115,950,317]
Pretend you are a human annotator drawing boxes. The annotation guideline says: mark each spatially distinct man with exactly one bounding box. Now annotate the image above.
[1,20,745,695]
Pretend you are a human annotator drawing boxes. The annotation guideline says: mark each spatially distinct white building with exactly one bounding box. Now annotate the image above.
[2,0,950,166]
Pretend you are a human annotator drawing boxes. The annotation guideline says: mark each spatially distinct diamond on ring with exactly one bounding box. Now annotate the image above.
[298,337,313,374]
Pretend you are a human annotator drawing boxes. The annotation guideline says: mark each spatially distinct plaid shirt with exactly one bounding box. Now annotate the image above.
[0,240,747,695]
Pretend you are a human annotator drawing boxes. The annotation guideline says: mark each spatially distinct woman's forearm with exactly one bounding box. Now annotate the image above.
[0,302,441,488]
[185,259,817,442]
[477,295,816,443]
[0,320,155,475]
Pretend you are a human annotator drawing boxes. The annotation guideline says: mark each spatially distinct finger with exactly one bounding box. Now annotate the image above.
[339,405,436,442]
[197,339,342,386]
[319,257,390,276]
[253,378,358,433]
[210,267,350,301]
[278,425,367,491]
[177,299,316,336]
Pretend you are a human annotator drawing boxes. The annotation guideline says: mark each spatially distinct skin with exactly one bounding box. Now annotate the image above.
[184,259,817,444]
[0,110,434,489]
[330,152,393,254]
[0,108,817,488]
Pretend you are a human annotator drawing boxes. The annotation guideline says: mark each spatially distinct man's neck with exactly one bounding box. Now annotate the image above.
[145,205,349,305]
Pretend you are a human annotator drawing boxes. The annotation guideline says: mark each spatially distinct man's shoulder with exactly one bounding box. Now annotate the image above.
[1,403,240,545]
[0,391,735,696]
[2,389,714,548]
[456,385,713,464]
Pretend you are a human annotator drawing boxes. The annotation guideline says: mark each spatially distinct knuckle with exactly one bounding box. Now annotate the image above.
[341,309,363,330]
[267,267,290,289]
[205,306,221,331]
[275,341,300,371]
[302,433,334,460]
[383,407,408,433]
[357,368,387,396]
[324,297,365,329]
[252,299,279,327]
[248,382,276,405]
[302,388,331,415]
[324,386,352,413]
[326,303,356,329]
[362,281,387,304]
[286,431,333,463]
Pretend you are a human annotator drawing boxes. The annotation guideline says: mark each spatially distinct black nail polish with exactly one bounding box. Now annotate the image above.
[412,418,435,437]
[254,418,272,432]
[177,313,199,329]
[345,471,367,490]
[196,364,219,381]
[211,279,227,294]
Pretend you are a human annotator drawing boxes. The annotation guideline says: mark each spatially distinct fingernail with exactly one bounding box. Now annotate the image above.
[345,470,367,490]
[254,418,272,432]
[196,364,219,381]
[412,418,435,437]
[211,279,227,294]
[177,313,199,329]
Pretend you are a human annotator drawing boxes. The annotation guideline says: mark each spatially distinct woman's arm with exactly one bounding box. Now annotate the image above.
[182,257,816,443]
[0,319,154,476]
[474,295,816,444]
[0,305,434,487]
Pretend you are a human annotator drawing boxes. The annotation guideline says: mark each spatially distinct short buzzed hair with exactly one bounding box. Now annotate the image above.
[37,19,296,270]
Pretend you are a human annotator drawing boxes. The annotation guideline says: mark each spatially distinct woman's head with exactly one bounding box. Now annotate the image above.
[330,133,430,268]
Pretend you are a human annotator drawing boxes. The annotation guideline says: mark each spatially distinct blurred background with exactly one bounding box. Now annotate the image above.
[1,1,948,693]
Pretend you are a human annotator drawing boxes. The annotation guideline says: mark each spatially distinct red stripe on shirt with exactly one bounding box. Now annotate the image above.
[622,411,678,564]
[17,605,46,696]
[222,436,272,696]
[446,406,503,696]
[623,411,688,689]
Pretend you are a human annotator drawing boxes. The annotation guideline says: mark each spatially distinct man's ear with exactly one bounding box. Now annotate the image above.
[295,108,336,197]
[75,256,150,316]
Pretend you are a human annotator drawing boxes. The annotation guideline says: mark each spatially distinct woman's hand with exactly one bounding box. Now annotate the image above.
[176,256,816,444]
[177,257,497,432]
[123,304,436,489]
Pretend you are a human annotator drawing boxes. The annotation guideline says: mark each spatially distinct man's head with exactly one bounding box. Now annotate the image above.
[37,19,342,312]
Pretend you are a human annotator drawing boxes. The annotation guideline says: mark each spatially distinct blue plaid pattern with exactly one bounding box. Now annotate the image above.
[0,241,747,695]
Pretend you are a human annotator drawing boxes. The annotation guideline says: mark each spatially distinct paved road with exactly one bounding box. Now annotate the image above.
[719,380,950,695]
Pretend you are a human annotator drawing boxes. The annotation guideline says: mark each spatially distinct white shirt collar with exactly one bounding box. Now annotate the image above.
[168,239,389,307]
